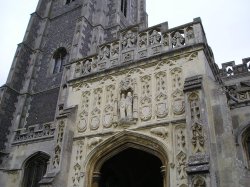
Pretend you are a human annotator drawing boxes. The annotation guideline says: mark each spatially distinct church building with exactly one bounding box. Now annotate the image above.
[0,0,250,186]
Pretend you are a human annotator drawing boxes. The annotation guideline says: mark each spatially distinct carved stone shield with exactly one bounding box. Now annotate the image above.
[173,99,185,115]
[77,119,87,132]
[103,113,113,128]
[140,105,152,121]
[90,116,100,130]
[156,102,168,118]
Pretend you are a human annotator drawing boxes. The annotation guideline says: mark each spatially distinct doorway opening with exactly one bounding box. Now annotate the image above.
[99,148,163,187]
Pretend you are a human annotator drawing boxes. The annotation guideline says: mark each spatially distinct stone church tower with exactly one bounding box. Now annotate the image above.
[0,0,250,187]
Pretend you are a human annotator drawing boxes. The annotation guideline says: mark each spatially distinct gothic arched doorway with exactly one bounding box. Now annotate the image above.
[99,148,163,187]
[84,131,169,187]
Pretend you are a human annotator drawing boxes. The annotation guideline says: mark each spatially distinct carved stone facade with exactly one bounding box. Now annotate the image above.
[0,0,250,187]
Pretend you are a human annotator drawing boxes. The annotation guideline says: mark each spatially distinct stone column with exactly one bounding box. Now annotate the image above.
[92,172,101,187]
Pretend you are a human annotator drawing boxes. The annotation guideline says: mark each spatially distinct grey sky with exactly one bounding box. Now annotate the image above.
[0,0,249,86]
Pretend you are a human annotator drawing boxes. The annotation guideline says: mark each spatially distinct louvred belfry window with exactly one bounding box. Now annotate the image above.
[121,0,128,17]
[53,47,67,74]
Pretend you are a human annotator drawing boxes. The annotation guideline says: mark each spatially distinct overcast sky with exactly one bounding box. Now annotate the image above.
[0,0,249,86]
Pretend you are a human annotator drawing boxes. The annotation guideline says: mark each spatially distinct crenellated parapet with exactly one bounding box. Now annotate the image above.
[219,57,250,78]
[71,18,207,80]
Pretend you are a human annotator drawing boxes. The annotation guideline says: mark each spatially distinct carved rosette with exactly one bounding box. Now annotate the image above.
[78,91,90,132]
[90,88,103,130]
[155,71,168,118]
[140,75,152,121]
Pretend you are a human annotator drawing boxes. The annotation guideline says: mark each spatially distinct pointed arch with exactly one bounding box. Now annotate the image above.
[84,130,171,187]
[22,151,50,187]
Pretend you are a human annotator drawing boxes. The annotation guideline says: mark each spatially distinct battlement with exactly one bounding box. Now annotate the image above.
[219,57,250,78]
[70,18,207,80]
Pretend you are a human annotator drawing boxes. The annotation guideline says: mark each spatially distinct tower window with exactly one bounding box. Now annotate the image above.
[121,0,128,17]
[53,47,67,74]
[66,0,75,5]
[244,133,250,166]
[22,153,50,187]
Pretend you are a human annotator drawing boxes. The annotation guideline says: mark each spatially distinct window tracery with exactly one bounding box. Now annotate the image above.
[243,129,250,167]
[121,0,128,17]
[53,47,67,74]
[66,0,75,5]
[22,153,49,187]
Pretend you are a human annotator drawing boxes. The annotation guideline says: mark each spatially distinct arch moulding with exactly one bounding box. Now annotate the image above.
[84,130,171,187]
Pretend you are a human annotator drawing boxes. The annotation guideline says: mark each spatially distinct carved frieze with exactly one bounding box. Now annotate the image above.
[149,30,161,45]
[122,30,137,50]
[14,123,55,143]
[171,31,185,48]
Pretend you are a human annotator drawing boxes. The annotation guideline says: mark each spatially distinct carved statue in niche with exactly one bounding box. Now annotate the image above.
[119,91,133,120]
[119,77,138,123]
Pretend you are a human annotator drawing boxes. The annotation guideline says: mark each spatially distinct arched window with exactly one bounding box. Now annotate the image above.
[22,152,50,187]
[53,47,67,74]
[121,0,128,17]
[243,131,250,166]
